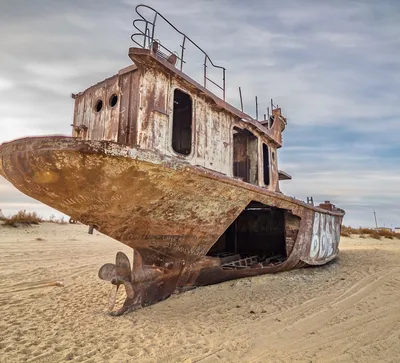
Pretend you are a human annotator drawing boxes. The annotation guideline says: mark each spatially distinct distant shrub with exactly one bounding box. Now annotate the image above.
[46,214,67,224]
[1,210,68,227]
[368,231,381,240]
[377,229,396,239]
[341,226,358,236]
[359,228,375,235]
[340,225,399,240]
[3,210,43,227]
[57,216,67,224]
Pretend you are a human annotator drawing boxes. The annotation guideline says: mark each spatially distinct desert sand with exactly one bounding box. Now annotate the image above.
[0,223,399,363]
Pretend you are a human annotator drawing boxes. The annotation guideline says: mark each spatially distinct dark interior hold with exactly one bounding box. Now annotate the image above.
[233,127,258,185]
[207,201,288,269]
[263,143,270,186]
[172,89,192,155]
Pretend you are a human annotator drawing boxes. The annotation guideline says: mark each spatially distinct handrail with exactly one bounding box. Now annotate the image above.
[131,4,226,101]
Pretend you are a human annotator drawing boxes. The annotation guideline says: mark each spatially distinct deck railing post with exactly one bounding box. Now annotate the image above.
[223,69,226,101]
[180,36,186,71]
[144,21,149,48]
[150,12,157,45]
[203,55,207,88]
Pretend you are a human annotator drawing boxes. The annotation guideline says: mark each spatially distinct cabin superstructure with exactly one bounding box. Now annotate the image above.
[71,5,288,193]
[0,4,345,315]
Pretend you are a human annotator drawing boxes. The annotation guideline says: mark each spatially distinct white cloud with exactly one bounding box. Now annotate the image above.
[0,77,14,92]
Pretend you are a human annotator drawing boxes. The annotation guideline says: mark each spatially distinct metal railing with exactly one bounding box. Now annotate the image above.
[131,4,226,101]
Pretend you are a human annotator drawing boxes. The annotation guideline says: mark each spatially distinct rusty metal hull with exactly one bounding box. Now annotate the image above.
[0,136,344,314]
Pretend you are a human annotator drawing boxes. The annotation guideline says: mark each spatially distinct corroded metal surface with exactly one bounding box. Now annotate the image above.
[72,65,140,144]
[0,136,344,313]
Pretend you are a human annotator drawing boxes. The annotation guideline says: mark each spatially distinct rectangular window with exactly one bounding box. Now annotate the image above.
[233,127,258,185]
[263,143,270,186]
[172,89,192,155]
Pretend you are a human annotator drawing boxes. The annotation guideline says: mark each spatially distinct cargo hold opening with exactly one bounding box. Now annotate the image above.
[207,201,288,269]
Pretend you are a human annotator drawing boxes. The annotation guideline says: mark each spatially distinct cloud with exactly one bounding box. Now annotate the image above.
[0,77,14,92]
[0,0,399,228]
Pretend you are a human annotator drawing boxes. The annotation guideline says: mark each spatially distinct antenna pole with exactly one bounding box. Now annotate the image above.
[373,210,378,229]
[239,87,243,112]
[255,96,258,120]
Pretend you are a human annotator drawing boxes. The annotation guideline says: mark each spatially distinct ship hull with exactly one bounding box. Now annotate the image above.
[0,136,344,313]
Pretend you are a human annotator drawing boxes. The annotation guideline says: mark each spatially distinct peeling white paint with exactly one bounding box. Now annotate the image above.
[310,212,340,260]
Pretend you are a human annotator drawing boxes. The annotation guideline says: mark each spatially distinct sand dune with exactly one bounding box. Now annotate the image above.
[0,223,399,363]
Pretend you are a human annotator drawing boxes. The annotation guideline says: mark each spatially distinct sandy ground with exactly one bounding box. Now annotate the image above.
[0,223,399,363]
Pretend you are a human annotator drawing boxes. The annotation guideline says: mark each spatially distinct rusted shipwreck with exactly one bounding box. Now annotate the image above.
[0,5,344,315]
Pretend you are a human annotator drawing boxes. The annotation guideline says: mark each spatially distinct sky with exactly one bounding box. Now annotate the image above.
[0,0,399,228]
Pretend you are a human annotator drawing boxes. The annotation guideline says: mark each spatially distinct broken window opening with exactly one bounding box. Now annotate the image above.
[263,143,270,186]
[109,94,118,108]
[207,201,288,269]
[94,99,103,113]
[172,89,193,156]
[233,127,258,185]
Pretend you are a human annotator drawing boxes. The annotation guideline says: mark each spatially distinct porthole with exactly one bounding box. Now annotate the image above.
[94,99,103,112]
[109,94,118,108]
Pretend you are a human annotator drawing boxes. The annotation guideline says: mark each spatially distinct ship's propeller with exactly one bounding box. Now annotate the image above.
[98,251,134,315]
[98,249,173,315]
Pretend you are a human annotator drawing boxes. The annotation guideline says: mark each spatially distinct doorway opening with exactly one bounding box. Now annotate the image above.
[207,201,287,269]
[233,127,258,185]
[172,89,192,155]
[263,143,270,186]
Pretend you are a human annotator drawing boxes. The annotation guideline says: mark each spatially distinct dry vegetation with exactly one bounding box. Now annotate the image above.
[341,225,400,240]
[0,209,67,227]
[1,209,398,240]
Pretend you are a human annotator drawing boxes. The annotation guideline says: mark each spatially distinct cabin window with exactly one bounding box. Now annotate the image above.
[94,99,103,113]
[172,89,192,155]
[233,127,258,185]
[109,94,118,108]
[263,143,270,186]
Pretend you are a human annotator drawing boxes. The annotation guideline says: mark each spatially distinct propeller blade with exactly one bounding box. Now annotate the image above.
[98,263,116,281]
[116,252,131,282]
[108,284,119,311]
[132,249,143,271]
